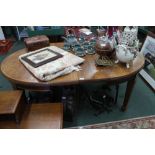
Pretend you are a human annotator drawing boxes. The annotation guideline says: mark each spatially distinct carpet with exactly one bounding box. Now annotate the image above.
[72,115,155,129]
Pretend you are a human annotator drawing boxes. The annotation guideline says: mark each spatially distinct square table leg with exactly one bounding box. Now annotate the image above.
[121,75,136,111]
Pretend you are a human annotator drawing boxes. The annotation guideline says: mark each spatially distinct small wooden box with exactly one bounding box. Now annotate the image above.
[24,35,50,52]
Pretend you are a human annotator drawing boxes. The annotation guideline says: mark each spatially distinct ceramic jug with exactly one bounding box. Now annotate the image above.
[115,44,136,68]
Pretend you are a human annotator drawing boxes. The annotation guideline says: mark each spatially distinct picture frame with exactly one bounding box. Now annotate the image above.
[140,32,155,57]
[21,48,63,68]
[139,32,155,92]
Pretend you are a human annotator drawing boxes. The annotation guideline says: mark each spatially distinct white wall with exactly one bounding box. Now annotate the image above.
[0,26,5,40]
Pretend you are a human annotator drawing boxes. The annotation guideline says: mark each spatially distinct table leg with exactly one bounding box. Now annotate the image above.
[114,84,119,105]
[121,76,136,111]
[10,83,31,104]
[62,86,76,122]
[11,83,19,90]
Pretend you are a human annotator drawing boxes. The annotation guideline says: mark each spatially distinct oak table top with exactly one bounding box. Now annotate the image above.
[1,42,145,89]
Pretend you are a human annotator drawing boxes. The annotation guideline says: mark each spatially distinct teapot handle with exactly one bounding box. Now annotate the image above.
[61,36,68,42]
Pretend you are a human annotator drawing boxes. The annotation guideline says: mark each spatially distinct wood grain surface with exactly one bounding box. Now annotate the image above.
[0,103,63,129]
[0,42,145,90]
[0,90,23,114]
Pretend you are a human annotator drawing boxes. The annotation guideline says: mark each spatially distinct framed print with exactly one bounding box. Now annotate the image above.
[141,34,155,57]
[139,33,155,92]
[21,48,63,68]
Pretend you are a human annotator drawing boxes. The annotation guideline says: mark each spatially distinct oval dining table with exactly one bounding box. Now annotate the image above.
[1,42,145,111]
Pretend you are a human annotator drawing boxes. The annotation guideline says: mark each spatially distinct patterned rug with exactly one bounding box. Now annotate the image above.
[73,115,155,129]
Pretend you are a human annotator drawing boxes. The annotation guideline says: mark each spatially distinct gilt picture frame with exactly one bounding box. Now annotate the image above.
[21,48,63,68]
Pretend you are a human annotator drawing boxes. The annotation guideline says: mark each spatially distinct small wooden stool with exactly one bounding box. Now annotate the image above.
[19,103,63,129]
[24,35,50,52]
[0,91,25,124]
